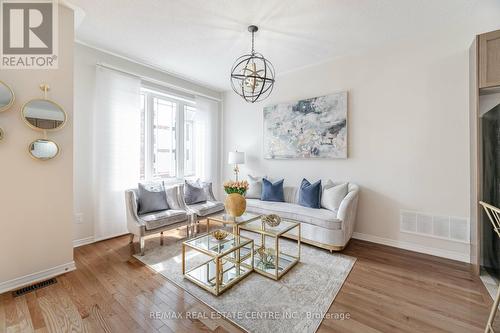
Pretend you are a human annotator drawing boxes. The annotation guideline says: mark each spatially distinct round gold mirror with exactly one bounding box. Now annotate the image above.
[28,139,60,160]
[22,99,66,131]
[0,81,14,112]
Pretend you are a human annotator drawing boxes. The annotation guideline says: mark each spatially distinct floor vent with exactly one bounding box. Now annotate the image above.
[12,278,57,297]
[400,210,469,243]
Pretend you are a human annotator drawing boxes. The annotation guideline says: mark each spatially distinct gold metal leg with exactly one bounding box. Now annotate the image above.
[275,237,279,279]
[298,224,301,260]
[182,244,186,275]
[215,256,220,295]
[206,218,210,234]
[485,283,500,332]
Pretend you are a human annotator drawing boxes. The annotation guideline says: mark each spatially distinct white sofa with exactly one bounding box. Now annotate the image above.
[245,182,359,252]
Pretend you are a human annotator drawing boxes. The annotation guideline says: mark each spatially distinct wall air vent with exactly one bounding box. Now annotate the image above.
[12,278,57,297]
[400,210,469,243]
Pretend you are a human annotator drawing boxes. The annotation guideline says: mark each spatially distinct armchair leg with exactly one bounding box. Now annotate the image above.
[129,234,134,244]
[139,236,145,256]
[160,231,163,246]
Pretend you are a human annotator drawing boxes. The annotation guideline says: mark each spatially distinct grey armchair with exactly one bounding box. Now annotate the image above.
[125,184,191,255]
[180,182,225,234]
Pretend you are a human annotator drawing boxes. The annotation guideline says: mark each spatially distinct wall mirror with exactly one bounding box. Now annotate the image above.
[0,81,14,112]
[22,99,66,131]
[28,139,59,160]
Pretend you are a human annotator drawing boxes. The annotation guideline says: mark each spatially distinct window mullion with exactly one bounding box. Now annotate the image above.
[146,94,155,180]
[177,102,185,180]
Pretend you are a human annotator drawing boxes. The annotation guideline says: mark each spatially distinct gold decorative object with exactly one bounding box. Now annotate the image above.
[257,247,276,269]
[0,80,14,112]
[224,193,246,217]
[213,230,228,240]
[262,214,281,227]
[28,139,60,161]
[22,84,67,132]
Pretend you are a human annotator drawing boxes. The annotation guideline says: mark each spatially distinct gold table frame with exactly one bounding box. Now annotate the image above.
[182,230,254,296]
[206,212,261,235]
[238,219,300,280]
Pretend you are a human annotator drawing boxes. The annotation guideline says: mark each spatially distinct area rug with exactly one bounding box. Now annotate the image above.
[135,231,355,333]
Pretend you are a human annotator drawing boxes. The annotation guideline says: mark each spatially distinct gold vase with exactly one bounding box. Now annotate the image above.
[225,193,246,217]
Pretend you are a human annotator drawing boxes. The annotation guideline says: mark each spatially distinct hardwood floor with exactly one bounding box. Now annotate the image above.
[1,225,498,333]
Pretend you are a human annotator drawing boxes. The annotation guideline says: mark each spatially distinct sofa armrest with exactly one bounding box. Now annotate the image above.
[176,184,190,211]
[337,189,359,242]
[125,190,145,236]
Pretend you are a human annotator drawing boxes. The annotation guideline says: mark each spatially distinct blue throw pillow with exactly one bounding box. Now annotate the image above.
[298,178,322,209]
[261,178,285,202]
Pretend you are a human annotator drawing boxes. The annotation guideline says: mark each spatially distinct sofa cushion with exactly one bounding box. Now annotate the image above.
[298,178,322,209]
[261,178,285,202]
[137,182,169,215]
[321,180,348,211]
[189,200,224,217]
[184,180,208,204]
[246,175,266,199]
[138,209,187,230]
[246,199,341,230]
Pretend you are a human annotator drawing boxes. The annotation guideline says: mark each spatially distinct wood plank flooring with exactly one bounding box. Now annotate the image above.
[1,224,498,332]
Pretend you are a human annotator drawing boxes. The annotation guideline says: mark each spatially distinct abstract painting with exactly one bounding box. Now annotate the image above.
[263,92,348,159]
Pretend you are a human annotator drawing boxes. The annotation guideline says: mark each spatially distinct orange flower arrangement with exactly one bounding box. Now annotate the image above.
[223,180,249,195]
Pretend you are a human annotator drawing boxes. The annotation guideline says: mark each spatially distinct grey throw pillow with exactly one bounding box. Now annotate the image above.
[184,180,208,205]
[137,182,169,215]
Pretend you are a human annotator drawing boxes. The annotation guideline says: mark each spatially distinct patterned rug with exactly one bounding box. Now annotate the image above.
[135,231,355,333]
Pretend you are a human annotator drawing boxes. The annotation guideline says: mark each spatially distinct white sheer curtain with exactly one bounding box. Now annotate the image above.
[194,96,220,196]
[93,67,141,240]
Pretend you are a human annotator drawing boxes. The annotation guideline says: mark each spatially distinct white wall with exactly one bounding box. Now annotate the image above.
[0,6,74,289]
[223,18,500,262]
[73,43,222,244]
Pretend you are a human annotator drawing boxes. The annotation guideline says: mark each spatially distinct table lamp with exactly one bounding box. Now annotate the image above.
[228,151,245,181]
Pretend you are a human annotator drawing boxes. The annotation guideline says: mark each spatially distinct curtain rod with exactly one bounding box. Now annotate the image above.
[95,63,222,102]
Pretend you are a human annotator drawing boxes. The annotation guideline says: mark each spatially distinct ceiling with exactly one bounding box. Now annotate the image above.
[70,0,488,91]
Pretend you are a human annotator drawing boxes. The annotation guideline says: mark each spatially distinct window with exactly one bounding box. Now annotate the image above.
[140,87,197,181]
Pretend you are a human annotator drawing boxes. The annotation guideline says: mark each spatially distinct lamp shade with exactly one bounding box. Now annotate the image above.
[228,151,245,165]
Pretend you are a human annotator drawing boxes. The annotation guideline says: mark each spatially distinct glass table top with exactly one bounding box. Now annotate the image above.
[184,231,252,255]
[209,212,261,224]
[239,218,299,236]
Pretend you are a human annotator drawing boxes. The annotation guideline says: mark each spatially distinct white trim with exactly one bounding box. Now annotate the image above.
[73,236,95,248]
[352,232,470,263]
[0,261,76,294]
[75,40,223,100]
[93,232,129,243]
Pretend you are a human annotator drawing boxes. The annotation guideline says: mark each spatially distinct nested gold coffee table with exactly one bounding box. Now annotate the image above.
[206,212,261,235]
[182,230,254,296]
[238,218,300,280]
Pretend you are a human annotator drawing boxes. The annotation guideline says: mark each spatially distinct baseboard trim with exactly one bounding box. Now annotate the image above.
[73,236,95,248]
[0,261,76,294]
[352,232,470,263]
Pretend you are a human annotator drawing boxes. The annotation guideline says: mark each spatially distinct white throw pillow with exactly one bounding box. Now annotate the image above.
[246,174,266,199]
[321,180,348,211]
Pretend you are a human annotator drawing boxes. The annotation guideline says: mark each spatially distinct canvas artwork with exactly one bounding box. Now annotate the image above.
[263,92,348,159]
